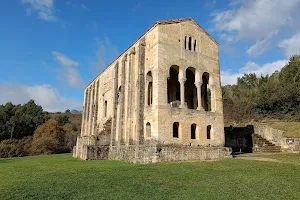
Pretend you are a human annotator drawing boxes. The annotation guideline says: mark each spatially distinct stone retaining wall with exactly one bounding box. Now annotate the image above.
[253,123,300,153]
[75,143,231,164]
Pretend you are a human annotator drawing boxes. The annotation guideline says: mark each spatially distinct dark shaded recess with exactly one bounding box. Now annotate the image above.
[224,125,254,153]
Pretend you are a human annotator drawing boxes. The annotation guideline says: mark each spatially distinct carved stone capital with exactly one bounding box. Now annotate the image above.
[195,81,202,88]
[114,62,119,69]
[179,78,186,83]
[139,38,146,47]
[129,47,136,55]
[122,54,128,63]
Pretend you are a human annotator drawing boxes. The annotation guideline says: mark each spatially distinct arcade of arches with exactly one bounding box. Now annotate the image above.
[166,66,212,111]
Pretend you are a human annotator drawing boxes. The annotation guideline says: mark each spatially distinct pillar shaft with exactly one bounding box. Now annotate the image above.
[135,39,146,145]
[195,81,204,110]
[210,83,215,112]
[111,63,119,146]
[118,54,127,145]
[179,78,186,108]
[127,48,135,144]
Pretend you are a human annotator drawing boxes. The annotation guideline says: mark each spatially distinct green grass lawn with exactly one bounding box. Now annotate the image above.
[1,154,300,200]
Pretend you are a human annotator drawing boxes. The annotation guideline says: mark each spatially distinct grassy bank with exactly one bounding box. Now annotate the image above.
[1,154,300,200]
[268,121,300,137]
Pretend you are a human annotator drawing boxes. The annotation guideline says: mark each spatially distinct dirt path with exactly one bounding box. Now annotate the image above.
[235,153,286,164]
[236,156,283,163]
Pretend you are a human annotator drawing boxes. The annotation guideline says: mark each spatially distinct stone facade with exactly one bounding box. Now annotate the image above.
[73,18,231,163]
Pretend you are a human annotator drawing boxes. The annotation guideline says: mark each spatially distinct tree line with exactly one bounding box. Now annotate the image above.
[0,100,81,157]
[223,55,300,125]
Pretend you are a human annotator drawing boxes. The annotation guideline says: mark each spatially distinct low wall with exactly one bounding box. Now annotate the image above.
[74,137,231,163]
[109,144,231,164]
[253,123,300,153]
[155,145,231,163]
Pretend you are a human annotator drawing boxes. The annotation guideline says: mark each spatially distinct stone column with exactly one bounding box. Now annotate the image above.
[87,87,92,136]
[90,83,96,136]
[195,81,204,110]
[111,62,119,146]
[118,54,127,145]
[81,89,88,136]
[210,83,215,112]
[126,48,135,145]
[179,78,186,108]
[145,81,149,106]
[80,104,85,136]
[136,39,146,146]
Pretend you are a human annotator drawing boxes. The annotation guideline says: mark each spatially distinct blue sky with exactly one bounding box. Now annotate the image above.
[0,0,300,111]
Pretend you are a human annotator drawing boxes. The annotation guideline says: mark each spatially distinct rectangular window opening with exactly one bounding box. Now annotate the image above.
[173,122,179,138]
[188,37,192,50]
[207,125,211,139]
[104,100,107,117]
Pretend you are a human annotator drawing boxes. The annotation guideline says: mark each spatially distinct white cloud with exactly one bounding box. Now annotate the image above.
[278,33,300,57]
[247,31,278,56]
[221,59,288,85]
[89,36,119,74]
[81,4,90,11]
[212,0,300,41]
[21,0,56,21]
[204,0,216,8]
[52,51,79,67]
[0,83,81,112]
[52,51,84,88]
[219,33,234,42]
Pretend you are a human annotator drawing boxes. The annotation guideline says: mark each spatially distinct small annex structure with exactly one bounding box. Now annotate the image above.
[73,17,231,163]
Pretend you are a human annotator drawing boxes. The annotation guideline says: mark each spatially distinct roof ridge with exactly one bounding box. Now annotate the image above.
[155,17,192,25]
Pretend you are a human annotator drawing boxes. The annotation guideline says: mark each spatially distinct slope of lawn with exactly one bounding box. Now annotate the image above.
[1,154,300,200]
[268,121,300,137]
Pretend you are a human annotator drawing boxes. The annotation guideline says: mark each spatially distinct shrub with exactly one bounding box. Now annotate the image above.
[0,137,32,158]
[31,120,69,155]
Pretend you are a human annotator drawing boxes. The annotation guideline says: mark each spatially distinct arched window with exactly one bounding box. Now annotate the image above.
[167,66,180,105]
[207,125,211,139]
[191,124,196,139]
[173,122,179,138]
[146,122,151,138]
[146,71,153,106]
[201,72,211,111]
[185,67,197,109]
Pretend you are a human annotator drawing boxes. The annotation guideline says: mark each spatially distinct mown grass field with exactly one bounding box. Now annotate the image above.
[1,154,300,200]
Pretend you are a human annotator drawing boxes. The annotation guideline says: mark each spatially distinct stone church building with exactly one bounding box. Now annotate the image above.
[73,18,230,163]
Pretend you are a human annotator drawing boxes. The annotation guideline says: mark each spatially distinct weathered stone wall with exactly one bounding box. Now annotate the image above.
[74,18,227,163]
[253,123,300,153]
[109,144,230,163]
[155,145,230,162]
[156,21,224,147]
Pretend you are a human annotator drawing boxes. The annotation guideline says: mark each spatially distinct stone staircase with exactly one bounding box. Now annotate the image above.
[253,134,281,153]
